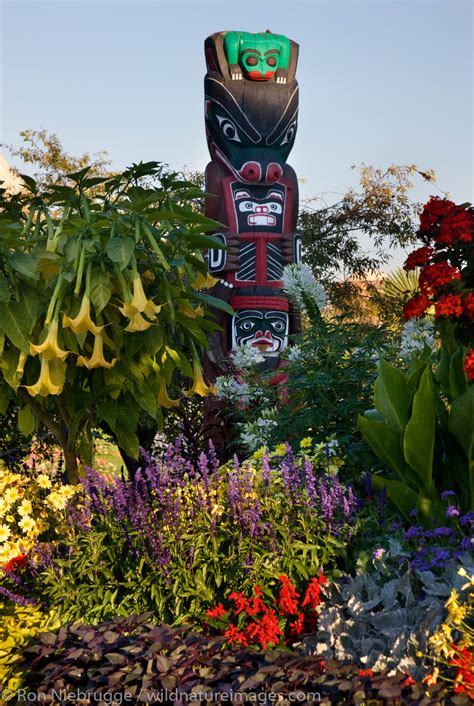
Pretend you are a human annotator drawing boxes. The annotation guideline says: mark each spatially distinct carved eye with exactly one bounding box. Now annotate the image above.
[238,201,253,212]
[280,121,297,146]
[245,55,259,67]
[241,321,254,332]
[216,115,241,143]
[268,203,282,213]
[266,56,277,67]
[272,321,285,333]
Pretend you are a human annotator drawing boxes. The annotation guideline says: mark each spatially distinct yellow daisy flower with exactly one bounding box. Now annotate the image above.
[0,524,11,543]
[36,474,52,489]
[18,516,37,535]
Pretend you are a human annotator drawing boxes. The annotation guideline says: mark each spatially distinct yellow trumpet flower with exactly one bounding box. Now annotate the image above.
[157,380,180,409]
[77,334,117,369]
[30,320,69,361]
[124,312,153,332]
[25,357,66,397]
[178,301,205,318]
[184,359,216,398]
[192,271,220,290]
[119,276,161,320]
[63,295,103,336]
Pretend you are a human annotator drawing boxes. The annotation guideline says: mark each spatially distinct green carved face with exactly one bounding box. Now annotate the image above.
[224,31,290,81]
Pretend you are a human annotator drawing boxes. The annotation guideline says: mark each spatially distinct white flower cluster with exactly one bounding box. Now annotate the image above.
[282,263,327,312]
[231,343,265,370]
[399,318,435,360]
[239,410,278,452]
[214,376,251,405]
[286,344,303,362]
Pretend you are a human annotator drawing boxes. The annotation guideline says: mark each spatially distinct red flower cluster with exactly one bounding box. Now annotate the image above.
[403,294,431,321]
[205,574,328,650]
[5,554,28,573]
[464,293,474,320]
[450,645,474,699]
[404,246,434,272]
[402,199,473,349]
[419,196,456,233]
[205,603,227,619]
[435,294,463,319]
[277,575,300,615]
[437,208,474,245]
[301,574,328,610]
[418,262,461,296]
[464,350,474,382]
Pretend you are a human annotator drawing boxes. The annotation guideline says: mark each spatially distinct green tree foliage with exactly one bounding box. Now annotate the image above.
[0,162,228,482]
[2,129,112,189]
[300,164,437,284]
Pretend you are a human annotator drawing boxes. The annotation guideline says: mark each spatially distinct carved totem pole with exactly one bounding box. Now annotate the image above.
[203,30,300,445]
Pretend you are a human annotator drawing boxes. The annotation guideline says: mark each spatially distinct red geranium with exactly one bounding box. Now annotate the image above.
[464,350,474,382]
[403,294,431,320]
[403,246,434,272]
[435,294,464,319]
[419,196,456,233]
[437,208,474,245]
[464,293,474,319]
[418,262,461,296]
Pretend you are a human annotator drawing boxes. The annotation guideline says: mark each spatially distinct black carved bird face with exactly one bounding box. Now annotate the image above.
[204,76,298,184]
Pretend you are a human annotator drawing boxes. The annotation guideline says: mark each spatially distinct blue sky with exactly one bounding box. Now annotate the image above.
[1,0,472,269]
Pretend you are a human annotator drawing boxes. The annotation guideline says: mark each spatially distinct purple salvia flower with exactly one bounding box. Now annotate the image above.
[446,505,460,518]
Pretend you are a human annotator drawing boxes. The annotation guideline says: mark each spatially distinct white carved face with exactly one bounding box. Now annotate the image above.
[234,189,284,227]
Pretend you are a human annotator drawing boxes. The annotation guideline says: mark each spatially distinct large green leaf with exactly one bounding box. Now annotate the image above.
[449,347,468,400]
[0,302,30,352]
[18,405,36,436]
[374,358,412,433]
[90,270,112,314]
[357,414,407,482]
[403,365,435,493]
[448,385,474,461]
[8,252,38,279]
[106,237,135,269]
[192,291,235,316]
[372,475,419,519]
[0,274,10,302]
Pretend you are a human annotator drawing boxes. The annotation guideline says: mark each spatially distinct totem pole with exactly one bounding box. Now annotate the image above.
[203,30,300,447]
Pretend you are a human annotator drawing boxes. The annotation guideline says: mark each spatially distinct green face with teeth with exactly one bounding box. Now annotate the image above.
[223,31,291,81]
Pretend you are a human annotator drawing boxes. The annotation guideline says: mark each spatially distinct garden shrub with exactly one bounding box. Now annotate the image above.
[214,263,396,477]
[29,440,358,625]
[18,614,471,705]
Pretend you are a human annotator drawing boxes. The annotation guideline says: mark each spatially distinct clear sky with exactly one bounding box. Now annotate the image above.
[1,0,472,269]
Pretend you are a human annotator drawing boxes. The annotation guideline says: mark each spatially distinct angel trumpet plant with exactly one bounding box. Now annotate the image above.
[118,264,161,330]
[76,333,117,369]
[63,266,103,336]
[25,357,66,397]
[192,271,220,290]
[30,319,69,362]
[157,379,180,408]
[184,347,215,398]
